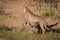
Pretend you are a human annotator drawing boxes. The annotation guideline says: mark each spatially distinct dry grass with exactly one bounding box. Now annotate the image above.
[0,25,60,40]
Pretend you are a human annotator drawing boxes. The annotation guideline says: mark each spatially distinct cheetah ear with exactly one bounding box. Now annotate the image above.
[24,7,26,12]
[24,6,28,12]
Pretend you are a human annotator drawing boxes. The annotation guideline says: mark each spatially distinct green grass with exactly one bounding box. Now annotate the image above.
[0,25,60,40]
[40,11,55,18]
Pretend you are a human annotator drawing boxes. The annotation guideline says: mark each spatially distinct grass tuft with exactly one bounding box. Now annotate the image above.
[40,11,55,18]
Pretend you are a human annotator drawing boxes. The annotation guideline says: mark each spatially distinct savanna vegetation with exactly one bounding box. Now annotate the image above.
[0,25,59,40]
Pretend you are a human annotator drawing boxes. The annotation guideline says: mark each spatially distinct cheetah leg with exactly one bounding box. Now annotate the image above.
[40,25,45,34]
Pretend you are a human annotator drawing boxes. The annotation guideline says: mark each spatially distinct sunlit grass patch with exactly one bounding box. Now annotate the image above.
[40,11,55,18]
